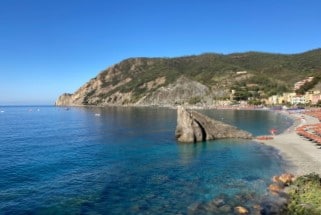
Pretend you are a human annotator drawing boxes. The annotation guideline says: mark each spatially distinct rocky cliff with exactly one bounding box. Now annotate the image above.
[175,106,253,143]
[136,76,212,106]
[55,57,222,106]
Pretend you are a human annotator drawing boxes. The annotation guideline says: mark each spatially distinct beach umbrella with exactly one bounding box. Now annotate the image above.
[270,128,277,135]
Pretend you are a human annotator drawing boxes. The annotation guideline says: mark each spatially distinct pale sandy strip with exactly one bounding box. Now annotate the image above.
[259,111,321,176]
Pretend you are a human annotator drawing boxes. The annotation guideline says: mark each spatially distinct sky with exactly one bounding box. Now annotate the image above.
[1,0,321,105]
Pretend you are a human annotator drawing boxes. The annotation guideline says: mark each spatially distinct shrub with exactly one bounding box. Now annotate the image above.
[285,173,321,215]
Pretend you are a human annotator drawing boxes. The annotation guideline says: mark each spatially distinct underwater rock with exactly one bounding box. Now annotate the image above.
[260,196,288,215]
[268,184,284,193]
[234,206,249,214]
[219,204,232,213]
[211,197,225,207]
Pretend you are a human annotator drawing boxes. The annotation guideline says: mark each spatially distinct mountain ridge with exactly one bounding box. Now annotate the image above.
[55,48,321,106]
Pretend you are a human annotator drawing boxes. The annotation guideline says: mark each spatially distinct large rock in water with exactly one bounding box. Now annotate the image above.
[175,106,253,143]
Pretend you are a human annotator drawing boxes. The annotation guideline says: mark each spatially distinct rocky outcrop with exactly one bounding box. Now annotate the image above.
[263,173,297,214]
[55,73,216,107]
[175,106,253,143]
[136,76,211,106]
[272,173,295,185]
[55,93,74,106]
[55,65,134,106]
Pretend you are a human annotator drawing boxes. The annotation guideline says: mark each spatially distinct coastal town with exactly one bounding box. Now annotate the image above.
[265,76,321,106]
[219,75,321,109]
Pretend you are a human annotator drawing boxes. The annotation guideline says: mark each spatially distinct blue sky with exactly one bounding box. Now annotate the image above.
[1,0,321,105]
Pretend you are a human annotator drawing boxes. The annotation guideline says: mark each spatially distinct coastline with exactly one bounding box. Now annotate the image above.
[258,110,321,176]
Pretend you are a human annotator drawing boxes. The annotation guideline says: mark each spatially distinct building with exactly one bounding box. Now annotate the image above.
[268,95,279,105]
[266,92,307,105]
[304,90,321,105]
[266,95,285,105]
[291,95,306,105]
[283,92,296,104]
[312,93,321,105]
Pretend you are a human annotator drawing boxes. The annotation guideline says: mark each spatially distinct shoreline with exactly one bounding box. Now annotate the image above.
[258,110,321,176]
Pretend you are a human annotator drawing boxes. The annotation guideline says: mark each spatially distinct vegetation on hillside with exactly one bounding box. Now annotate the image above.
[231,75,289,101]
[69,48,321,104]
[285,173,321,215]
[108,49,320,101]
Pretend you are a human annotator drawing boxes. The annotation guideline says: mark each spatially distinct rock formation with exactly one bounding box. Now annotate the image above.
[175,106,252,143]
[136,76,211,106]
[272,173,295,185]
[55,93,74,106]
[234,206,249,214]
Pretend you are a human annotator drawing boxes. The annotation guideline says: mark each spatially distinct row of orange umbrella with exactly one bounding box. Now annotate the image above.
[296,109,321,144]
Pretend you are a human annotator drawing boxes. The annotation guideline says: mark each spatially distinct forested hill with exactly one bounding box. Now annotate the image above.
[56,48,321,106]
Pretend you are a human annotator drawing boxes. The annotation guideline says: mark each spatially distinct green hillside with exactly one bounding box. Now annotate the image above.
[99,49,321,99]
[56,48,321,106]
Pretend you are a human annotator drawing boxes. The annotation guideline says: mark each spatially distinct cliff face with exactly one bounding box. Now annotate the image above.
[54,56,226,106]
[55,49,321,106]
[55,93,73,106]
[55,59,140,106]
[136,76,211,106]
[55,75,213,106]
[175,107,253,143]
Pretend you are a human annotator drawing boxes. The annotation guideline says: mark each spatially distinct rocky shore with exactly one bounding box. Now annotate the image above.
[254,110,321,214]
[183,108,321,214]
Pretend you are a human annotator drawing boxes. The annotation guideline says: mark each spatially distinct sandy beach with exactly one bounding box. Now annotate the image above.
[259,111,321,175]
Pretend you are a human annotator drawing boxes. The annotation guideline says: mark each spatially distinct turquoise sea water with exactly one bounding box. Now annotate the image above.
[0,106,293,214]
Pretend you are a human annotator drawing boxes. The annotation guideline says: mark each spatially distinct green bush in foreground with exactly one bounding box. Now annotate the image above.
[286,173,321,215]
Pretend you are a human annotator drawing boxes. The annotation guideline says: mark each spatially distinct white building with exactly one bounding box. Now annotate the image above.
[291,96,306,105]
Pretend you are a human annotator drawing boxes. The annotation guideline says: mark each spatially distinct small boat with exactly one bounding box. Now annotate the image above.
[94,113,101,117]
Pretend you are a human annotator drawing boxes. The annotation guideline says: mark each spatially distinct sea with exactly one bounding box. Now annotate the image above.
[0,106,293,214]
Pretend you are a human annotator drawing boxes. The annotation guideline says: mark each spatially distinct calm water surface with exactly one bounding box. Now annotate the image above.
[0,106,293,214]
